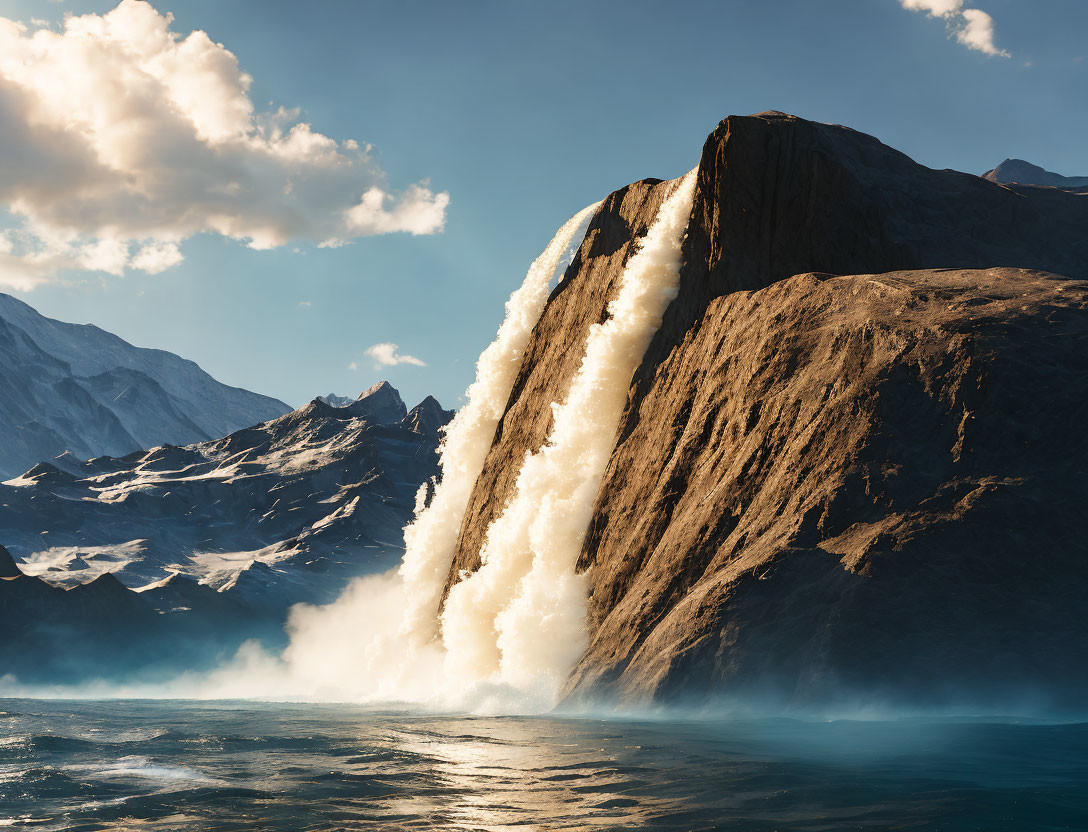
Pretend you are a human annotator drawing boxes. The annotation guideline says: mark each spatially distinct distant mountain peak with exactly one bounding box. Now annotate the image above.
[317,392,355,408]
[347,380,407,424]
[360,380,395,396]
[982,159,1088,191]
[317,382,408,424]
[405,395,454,435]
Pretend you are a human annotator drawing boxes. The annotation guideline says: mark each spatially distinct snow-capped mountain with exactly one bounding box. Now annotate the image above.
[0,382,453,683]
[0,292,291,478]
[318,381,411,424]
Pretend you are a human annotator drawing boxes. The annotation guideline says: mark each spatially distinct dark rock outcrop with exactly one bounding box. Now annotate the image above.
[444,112,1088,711]
[404,396,455,436]
[0,544,21,579]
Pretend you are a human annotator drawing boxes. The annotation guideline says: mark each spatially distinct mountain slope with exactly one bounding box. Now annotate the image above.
[0,383,452,683]
[1,382,450,596]
[443,112,1088,711]
[0,292,291,477]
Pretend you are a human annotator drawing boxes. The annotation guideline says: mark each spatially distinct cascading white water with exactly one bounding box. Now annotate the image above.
[398,201,603,643]
[87,174,695,709]
[441,169,699,705]
[131,201,607,705]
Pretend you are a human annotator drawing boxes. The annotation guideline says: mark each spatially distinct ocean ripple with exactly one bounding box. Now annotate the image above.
[0,700,1086,831]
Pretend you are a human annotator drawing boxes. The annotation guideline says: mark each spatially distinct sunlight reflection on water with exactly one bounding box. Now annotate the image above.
[389,720,673,830]
[2,700,1087,831]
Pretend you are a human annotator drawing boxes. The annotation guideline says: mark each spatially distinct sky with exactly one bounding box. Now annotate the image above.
[0,0,1084,410]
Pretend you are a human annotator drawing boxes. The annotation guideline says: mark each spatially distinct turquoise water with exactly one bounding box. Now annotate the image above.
[2,700,1086,830]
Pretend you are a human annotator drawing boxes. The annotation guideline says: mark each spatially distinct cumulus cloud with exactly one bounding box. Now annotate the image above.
[954,8,1006,56]
[899,0,1008,57]
[0,0,449,289]
[364,342,427,369]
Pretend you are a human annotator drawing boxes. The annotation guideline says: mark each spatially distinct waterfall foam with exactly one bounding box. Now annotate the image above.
[441,169,698,704]
[398,201,602,643]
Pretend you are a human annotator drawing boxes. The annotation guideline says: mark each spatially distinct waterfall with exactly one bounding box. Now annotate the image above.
[440,169,698,705]
[136,174,695,711]
[397,201,603,643]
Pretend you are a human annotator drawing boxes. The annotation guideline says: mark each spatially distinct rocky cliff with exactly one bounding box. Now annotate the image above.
[444,112,1088,710]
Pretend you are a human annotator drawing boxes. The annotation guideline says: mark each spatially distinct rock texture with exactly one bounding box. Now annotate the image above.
[0,292,291,478]
[568,267,1088,709]
[445,112,1088,710]
[983,158,1088,193]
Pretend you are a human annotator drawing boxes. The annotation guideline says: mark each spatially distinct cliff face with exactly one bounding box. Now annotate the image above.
[568,267,1088,708]
[445,113,1088,709]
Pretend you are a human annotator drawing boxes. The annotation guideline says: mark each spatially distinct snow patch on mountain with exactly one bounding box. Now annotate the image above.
[0,292,290,478]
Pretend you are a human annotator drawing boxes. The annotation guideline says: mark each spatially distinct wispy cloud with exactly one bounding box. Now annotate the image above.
[298,300,312,308]
[364,342,427,369]
[900,0,1008,57]
[0,1,449,289]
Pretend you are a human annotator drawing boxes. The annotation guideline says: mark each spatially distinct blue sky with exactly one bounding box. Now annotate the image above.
[0,0,1084,410]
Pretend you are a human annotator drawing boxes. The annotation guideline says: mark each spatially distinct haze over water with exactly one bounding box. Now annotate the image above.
[3,700,1087,831]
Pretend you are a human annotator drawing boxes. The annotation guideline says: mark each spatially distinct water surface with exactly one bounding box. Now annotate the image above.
[2,700,1086,830]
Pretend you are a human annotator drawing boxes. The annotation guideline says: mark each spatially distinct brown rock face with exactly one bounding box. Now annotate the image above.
[445,112,1088,710]
[568,268,1088,708]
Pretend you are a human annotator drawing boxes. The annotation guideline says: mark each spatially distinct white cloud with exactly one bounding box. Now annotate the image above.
[364,342,427,369]
[297,300,312,308]
[955,8,1006,57]
[346,184,451,237]
[130,241,183,274]
[899,0,1008,57]
[348,361,358,371]
[0,1,449,289]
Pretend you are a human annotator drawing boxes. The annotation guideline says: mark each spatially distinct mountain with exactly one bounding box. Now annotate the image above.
[443,112,1088,711]
[0,292,291,478]
[318,393,356,407]
[0,382,452,683]
[982,158,1088,192]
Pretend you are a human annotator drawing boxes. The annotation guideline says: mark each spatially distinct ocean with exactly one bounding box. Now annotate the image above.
[2,700,1086,831]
